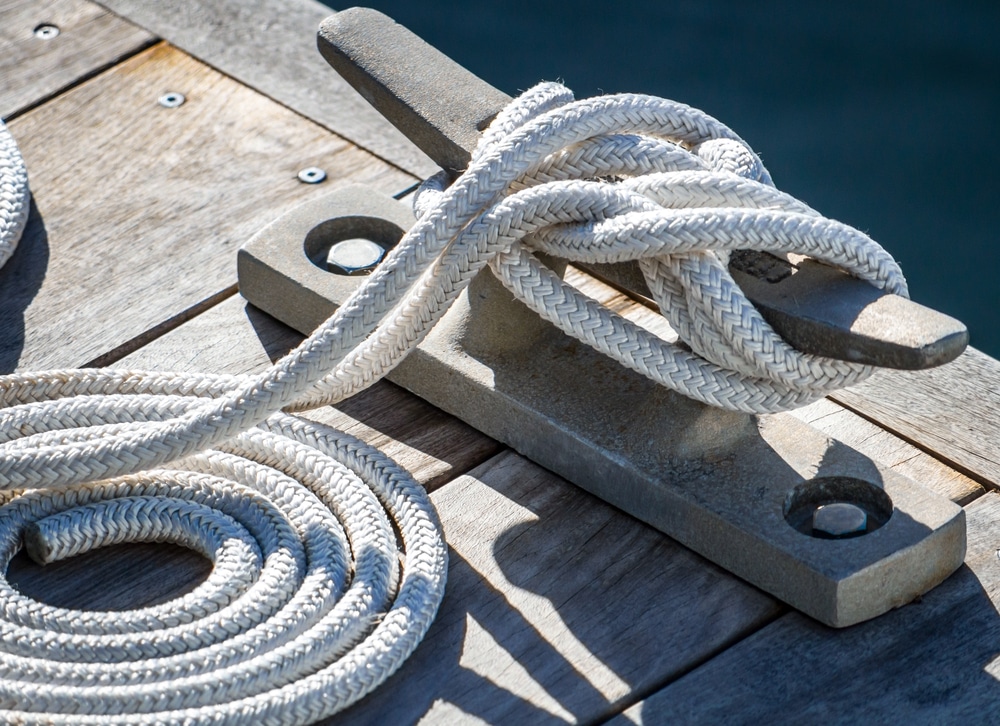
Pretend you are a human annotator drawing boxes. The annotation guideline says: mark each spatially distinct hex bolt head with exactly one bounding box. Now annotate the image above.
[158,92,186,108]
[34,24,60,39]
[812,502,868,538]
[297,167,327,184]
[326,238,385,275]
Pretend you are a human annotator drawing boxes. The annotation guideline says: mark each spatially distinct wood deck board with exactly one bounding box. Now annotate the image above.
[88,0,996,503]
[789,397,984,505]
[0,0,153,119]
[93,0,439,178]
[37,289,781,724]
[7,542,209,612]
[832,348,1000,489]
[613,493,1000,724]
[328,451,781,725]
[2,42,412,373]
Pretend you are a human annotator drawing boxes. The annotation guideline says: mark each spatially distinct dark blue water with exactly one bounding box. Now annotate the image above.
[323,1,1000,358]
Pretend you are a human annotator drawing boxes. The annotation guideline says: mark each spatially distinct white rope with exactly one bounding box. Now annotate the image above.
[0,120,447,723]
[0,121,29,270]
[0,82,905,722]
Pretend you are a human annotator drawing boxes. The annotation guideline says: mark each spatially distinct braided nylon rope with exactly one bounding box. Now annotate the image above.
[0,81,905,722]
[0,122,448,722]
[0,121,28,270]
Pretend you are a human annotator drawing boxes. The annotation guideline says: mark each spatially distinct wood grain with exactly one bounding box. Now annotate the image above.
[613,492,1000,724]
[116,294,502,490]
[832,348,1000,489]
[0,0,153,119]
[1,42,413,373]
[94,0,439,178]
[63,0,1000,500]
[329,451,782,725]
[790,398,983,505]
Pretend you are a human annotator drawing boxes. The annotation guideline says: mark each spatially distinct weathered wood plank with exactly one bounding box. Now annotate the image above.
[831,348,1000,489]
[613,492,1000,724]
[72,0,1000,500]
[1,42,413,373]
[328,451,782,725]
[790,397,984,505]
[570,267,982,505]
[94,0,439,178]
[116,294,502,490]
[0,0,154,119]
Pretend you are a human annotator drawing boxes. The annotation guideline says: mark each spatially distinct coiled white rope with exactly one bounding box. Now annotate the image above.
[0,81,905,723]
[0,120,28,270]
[0,122,448,722]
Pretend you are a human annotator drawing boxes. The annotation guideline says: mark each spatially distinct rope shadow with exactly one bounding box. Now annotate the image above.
[326,411,967,723]
[0,200,48,373]
[324,545,586,725]
[6,542,210,610]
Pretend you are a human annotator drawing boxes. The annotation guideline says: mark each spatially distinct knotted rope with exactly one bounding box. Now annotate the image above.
[0,82,904,723]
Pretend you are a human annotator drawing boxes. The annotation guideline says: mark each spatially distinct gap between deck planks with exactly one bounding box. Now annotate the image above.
[831,351,1000,489]
[0,40,413,373]
[0,0,154,120]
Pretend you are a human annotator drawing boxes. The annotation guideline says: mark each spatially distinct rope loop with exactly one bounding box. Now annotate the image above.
[411,82,906,412]
[0,82,906,723]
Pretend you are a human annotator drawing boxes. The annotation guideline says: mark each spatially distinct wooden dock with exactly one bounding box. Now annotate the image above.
[3,1,1000,722]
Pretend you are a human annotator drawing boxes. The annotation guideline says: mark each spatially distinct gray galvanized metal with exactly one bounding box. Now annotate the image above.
[238,184,966,627]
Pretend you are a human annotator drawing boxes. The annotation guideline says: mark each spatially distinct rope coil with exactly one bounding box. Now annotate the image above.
[0,82,905,723]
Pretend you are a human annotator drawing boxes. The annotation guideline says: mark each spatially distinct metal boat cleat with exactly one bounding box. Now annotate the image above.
[238,7,969,627]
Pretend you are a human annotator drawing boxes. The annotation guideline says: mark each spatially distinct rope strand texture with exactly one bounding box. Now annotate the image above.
[0,83,905,722]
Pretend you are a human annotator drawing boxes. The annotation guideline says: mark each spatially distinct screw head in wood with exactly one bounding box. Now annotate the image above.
[812,502,868,538]
[297,167,327,184]
[34,24,60,39]
[158,93,186,108]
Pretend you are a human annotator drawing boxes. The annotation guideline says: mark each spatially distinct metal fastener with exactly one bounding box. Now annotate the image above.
[34,24,60,39]
[297,167,327,184]
[158,93,186,108]
[326,238,384,275]
[812,502,868,538]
